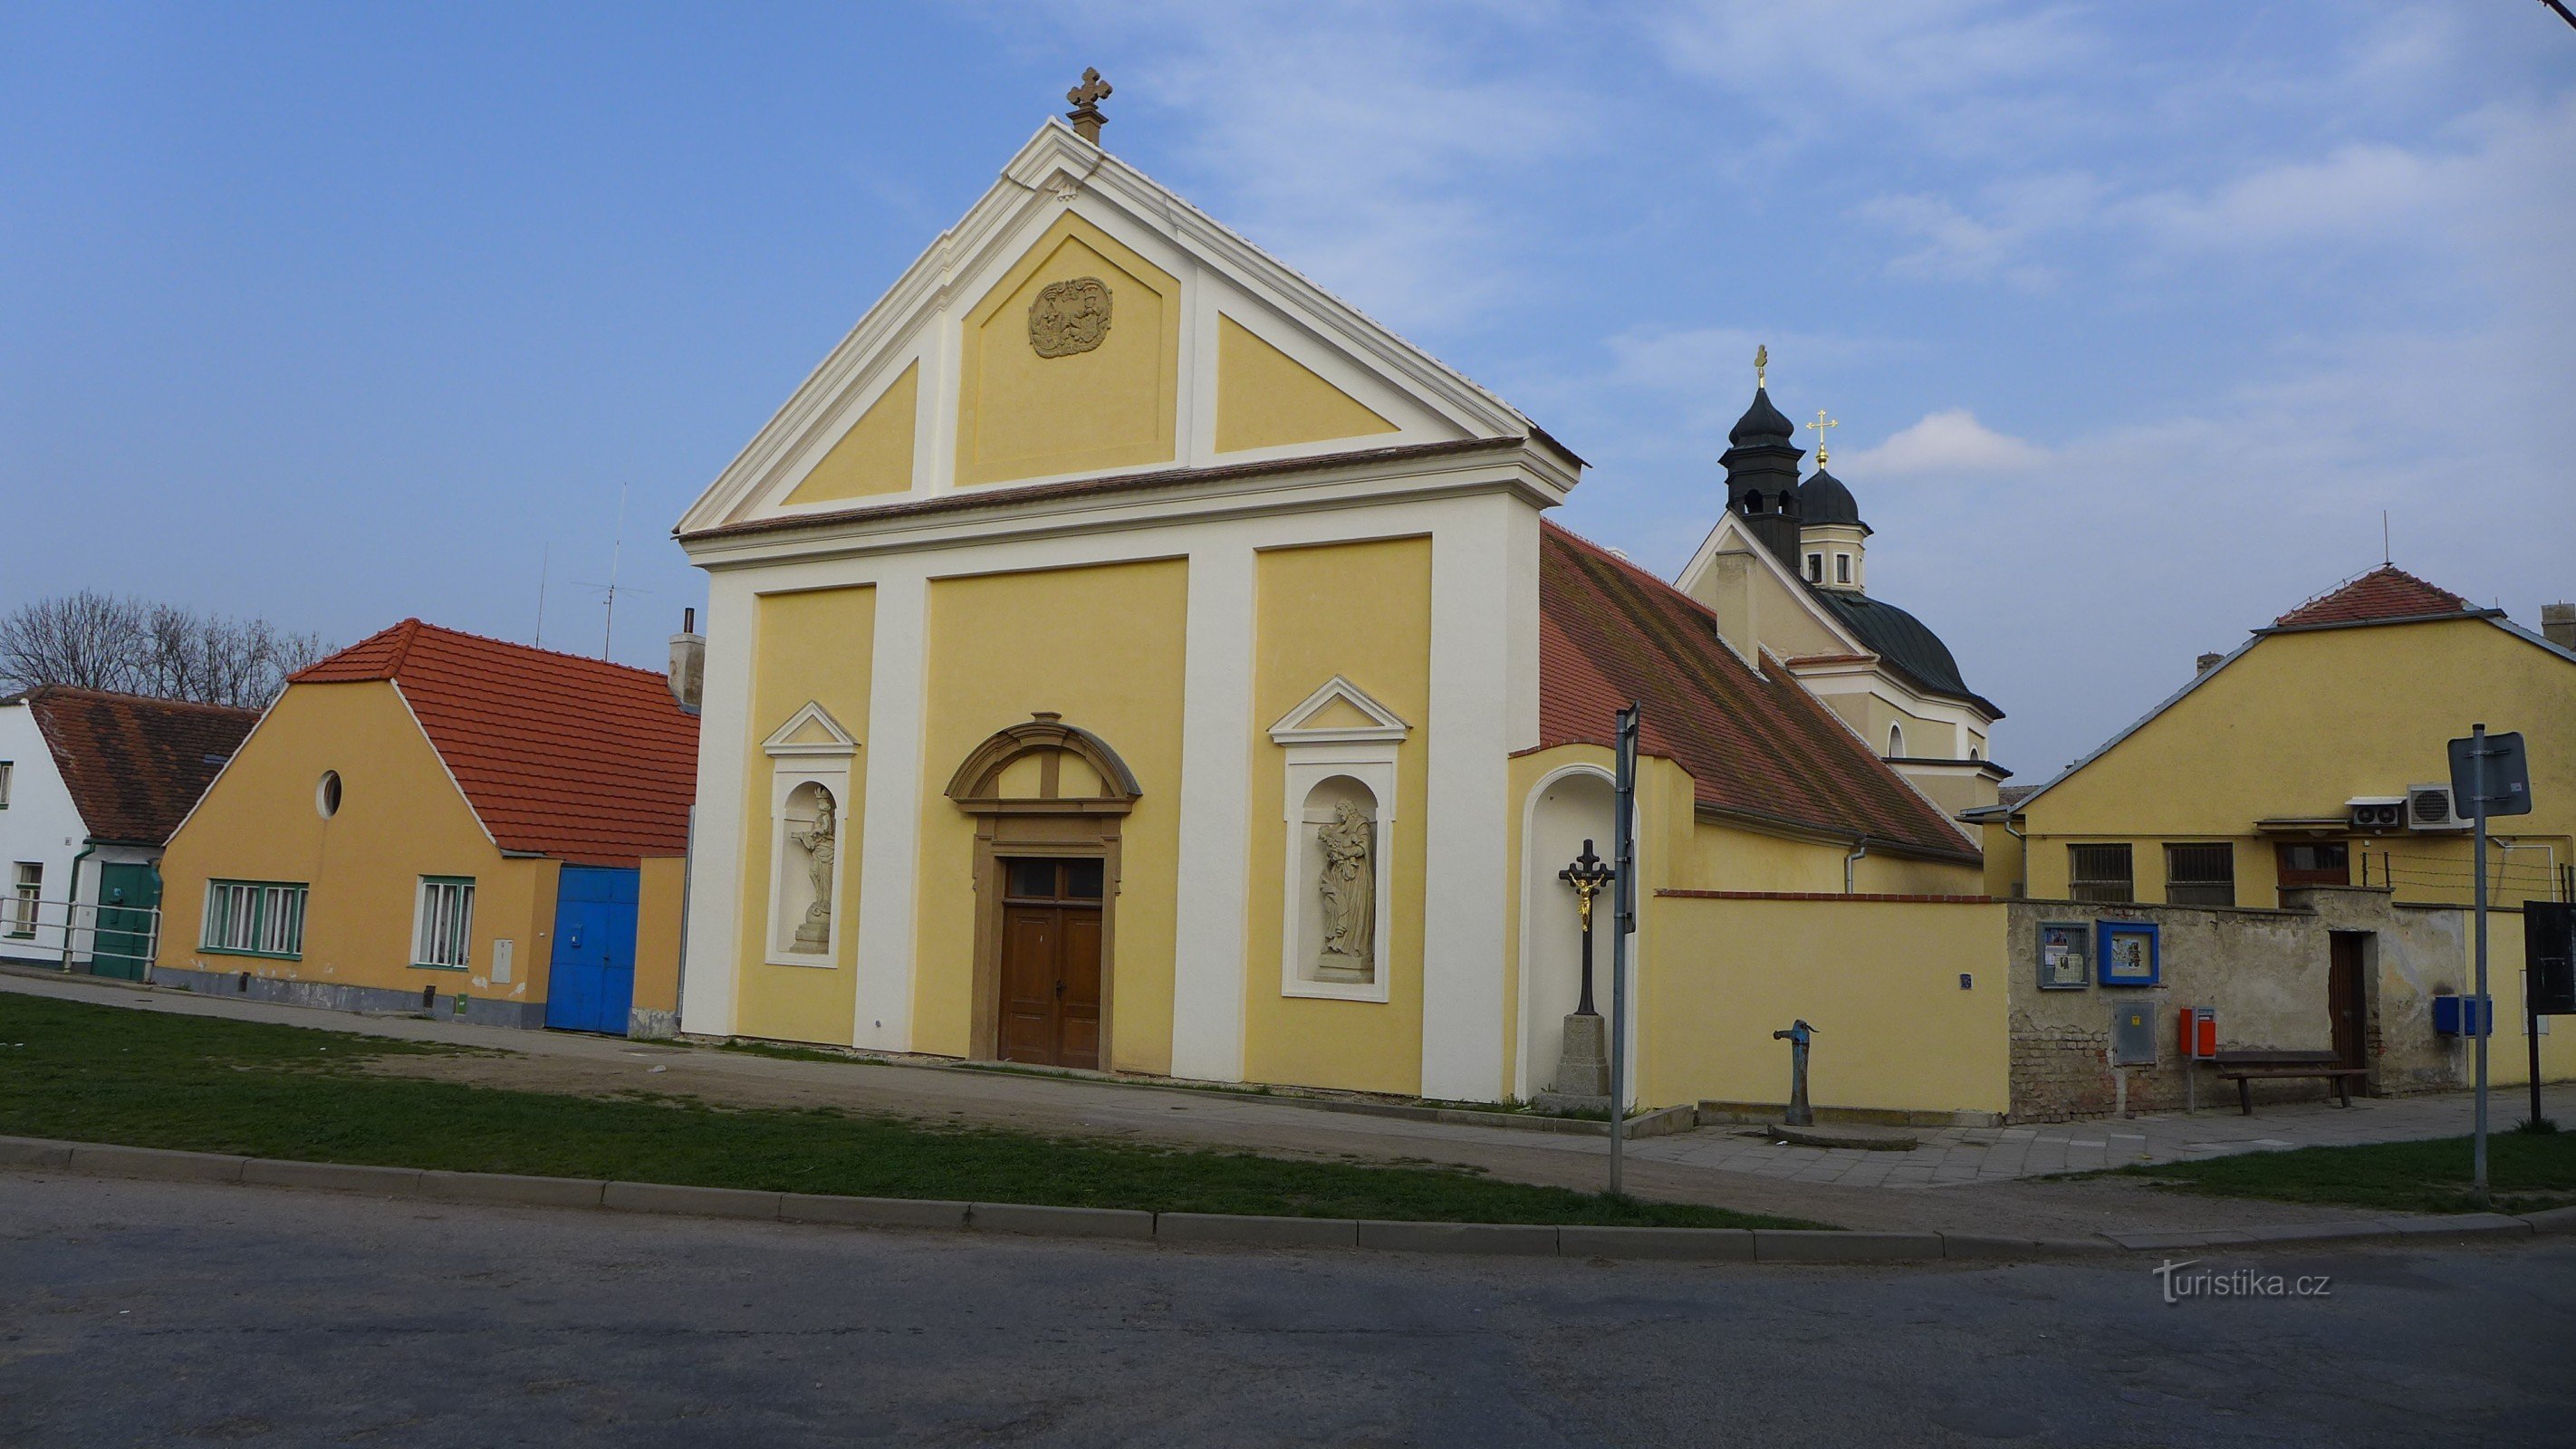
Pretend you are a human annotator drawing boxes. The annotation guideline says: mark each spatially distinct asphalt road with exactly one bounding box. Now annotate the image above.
[4,1171,2571,1448]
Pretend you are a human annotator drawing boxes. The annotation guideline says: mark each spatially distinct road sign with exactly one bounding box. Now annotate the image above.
[2448,731,2532,818]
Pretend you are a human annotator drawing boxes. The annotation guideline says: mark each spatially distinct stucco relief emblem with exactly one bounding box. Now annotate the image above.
[1028,277,1112,358]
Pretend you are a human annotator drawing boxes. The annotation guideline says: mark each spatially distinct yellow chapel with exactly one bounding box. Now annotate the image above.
[671,88,1985,1107]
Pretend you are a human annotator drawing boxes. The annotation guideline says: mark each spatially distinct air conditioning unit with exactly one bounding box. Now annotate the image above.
[2347,796,2407,832]
[2407,783,2470,832]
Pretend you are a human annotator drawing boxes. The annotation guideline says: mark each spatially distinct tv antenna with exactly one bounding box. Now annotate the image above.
[573,485,649,659]
[534,542,551,648]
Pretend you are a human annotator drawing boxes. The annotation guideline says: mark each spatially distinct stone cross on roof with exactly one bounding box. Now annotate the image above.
[1066,68,1112,145]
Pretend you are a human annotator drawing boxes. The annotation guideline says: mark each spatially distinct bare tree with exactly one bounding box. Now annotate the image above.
[0,591,332,708]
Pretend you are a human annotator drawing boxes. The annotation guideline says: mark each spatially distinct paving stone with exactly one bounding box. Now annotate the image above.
[1157,1213,1357,1249]
[602,1181,783,1220]
[1557,1225,1755,1261]
[779,1194,970,1231]
[1355,1221,1560,1256]
[971,1203,1155,1240]
[1754,1230,1942,1262]
[70,1144,246,1184]
[0,1137,74,1168]
[243,1159,423,1195]
[418,1170,608,1208]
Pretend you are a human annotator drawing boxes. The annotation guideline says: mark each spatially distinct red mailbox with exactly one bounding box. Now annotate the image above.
[2178,1006,2217,1060]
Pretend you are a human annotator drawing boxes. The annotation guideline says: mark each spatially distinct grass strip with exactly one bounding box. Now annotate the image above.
[2116,1131,2576,1215]
[0,993,1821,1229]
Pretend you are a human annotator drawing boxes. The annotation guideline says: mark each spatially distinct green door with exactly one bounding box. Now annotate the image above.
[91,863,160,981]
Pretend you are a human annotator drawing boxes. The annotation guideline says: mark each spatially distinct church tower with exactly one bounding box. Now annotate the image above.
[1796,456,1870,591]
[1720,365,1804,571]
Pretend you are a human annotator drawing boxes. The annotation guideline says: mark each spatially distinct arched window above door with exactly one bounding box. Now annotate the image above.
[945,712,1142,817]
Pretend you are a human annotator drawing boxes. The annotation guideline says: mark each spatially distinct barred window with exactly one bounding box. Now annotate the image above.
[413,878,475,970]
[203,880,306,957]
[2165,843,2235,907]
[2068,844,2135,903]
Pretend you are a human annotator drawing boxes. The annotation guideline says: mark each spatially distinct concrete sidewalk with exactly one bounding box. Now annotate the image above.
[4,966,2553,1240]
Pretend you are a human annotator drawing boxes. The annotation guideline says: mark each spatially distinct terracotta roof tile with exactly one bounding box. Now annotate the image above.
[1537,523,1975,861]
[18,687,259,846]
[2273,566,2475,628]
[293,621,698,866]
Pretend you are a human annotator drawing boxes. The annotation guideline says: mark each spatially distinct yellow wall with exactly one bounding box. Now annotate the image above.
[914,558,1188,1070]
[1645,897,2011,1114]
[1241,538,1434,1094]
[2014,619,2575,908]
[785,363,917,504]
[154,680,553,1008]
[955,214,1178,486]
[733,585,875,1044]
[634,855,687,1017]
[1215,315,1396,454]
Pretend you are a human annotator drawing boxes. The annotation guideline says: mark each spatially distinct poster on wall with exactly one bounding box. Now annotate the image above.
[2037,922,2090,990]
[2098,920,2161,987]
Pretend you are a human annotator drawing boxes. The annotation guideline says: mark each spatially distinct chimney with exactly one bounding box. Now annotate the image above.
[668,607,705,711]
[2196,651,2224,675]
[2544,601,2576,651]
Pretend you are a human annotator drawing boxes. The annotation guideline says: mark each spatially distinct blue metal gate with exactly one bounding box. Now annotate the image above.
[544,865,639,1035]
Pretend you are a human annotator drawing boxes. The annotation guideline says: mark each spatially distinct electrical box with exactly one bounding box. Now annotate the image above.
[2110,1003,2157,1066]
[2527,902,2575,1016]
[2433,993,2492,1038]
[2178,1006,2217,1060]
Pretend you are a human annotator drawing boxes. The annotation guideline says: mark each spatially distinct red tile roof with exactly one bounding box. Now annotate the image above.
[1537,523,1975,861]
[293,620,699,866]
[16,687,259,846]
[2273,566,2475,628]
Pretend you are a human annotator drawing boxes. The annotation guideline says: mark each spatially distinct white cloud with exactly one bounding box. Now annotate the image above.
[1858,171,2102,285]
[1841,409,2050,475]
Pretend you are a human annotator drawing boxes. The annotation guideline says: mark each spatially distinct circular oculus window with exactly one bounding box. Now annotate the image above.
[316,770,342,819]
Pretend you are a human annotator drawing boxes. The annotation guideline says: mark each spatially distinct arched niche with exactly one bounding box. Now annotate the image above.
[761,701,857,967]
[1515,765,1615,1101]
[943,712,1139,1066]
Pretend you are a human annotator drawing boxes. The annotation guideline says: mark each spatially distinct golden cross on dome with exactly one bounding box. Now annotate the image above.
[1807,409,1838,466]
[1066,68,1113,145]
[1754,344,1768,389]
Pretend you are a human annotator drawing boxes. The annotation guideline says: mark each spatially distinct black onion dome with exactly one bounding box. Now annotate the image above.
[1726,387,1797,446]
[1796,466,1869,532]
[1807,590,2001,718]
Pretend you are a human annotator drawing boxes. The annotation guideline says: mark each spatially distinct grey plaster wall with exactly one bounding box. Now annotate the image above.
[150,963,546,1031]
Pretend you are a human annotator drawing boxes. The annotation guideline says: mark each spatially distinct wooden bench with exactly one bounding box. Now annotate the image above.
[2211,1050,2368,1115]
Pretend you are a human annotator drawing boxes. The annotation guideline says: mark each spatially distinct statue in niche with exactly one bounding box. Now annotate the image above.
[789,791,837,951]
[1315,799,1375,980]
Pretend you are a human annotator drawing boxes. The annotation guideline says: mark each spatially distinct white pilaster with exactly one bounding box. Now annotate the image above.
[1168,545,1254,1080]
[678,575,758,1037]
[1419,495,1520,1100]
[851,571,928,1049]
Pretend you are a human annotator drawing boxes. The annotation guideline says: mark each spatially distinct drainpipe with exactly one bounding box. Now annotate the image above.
[1844,837,1870,895]
[59,843,95,974]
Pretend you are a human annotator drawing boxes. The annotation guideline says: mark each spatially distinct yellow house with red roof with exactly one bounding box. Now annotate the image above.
[153,620,700,1035]
[670,91,1992,1110]
[1969,567,2576,911]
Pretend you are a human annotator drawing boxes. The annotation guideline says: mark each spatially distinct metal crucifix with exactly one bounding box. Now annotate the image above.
[1559,840,1614,1018]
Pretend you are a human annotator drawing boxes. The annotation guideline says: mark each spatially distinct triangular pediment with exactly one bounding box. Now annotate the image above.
[1268,676,1411,744]
[681,121,1552,536]
[762,702,858,757]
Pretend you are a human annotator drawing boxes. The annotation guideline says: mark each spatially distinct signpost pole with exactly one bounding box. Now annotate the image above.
[2472,723,2491,1208]
[1607,703,1639,1200]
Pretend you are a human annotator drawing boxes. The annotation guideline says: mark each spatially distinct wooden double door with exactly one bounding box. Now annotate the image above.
[997,858,1104,1070]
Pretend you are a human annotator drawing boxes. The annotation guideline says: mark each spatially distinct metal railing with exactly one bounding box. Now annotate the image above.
[0,895,163,974]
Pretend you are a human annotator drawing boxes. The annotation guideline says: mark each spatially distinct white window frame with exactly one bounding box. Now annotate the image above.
[7,862,38,937]
[201,879,307,958]
[411,877,476,970]
[0,760,14,809]
[1269,676,1409,1004]
[1835,552,1851,584]
[1805,553,1823,582]
[761,701,858,968]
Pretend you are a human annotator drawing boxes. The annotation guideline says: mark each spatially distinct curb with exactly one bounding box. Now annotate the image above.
[3,1134,2563,1263]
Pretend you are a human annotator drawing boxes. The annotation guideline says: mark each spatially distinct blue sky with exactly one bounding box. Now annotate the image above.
[4,2,2569,774]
